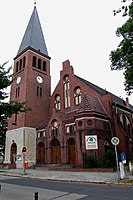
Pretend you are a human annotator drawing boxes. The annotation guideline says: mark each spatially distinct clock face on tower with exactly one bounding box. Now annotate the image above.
[16,76,21,84]
[36,76,43,83]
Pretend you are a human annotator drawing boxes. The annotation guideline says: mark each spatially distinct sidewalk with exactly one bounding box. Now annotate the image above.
[0,168,133,185]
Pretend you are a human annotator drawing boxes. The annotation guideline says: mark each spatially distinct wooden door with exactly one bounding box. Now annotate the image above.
[50,139,61,164]
[67,138,76,165]
[37,142,45,164]
[10,143,17,163]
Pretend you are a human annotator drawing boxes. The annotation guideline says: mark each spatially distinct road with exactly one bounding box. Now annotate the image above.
[0,175,133,200]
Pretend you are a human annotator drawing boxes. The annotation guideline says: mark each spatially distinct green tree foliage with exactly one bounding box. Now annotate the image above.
[0,62,29,154]
[110,0,133,95]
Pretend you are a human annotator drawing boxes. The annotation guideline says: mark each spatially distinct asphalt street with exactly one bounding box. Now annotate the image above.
[0,175,133,200]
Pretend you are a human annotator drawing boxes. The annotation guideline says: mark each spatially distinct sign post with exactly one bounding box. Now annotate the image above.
[22,146,27,175]
[111,137,120,179]
[22,129,27,175]
[120,152,126,179]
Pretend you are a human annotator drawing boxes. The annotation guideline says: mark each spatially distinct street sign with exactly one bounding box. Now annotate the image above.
[111,137,119,146]
[22,146,26,154]
[121,152,126,164]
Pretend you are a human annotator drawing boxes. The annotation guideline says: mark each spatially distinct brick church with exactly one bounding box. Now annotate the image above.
[4,5,133,168]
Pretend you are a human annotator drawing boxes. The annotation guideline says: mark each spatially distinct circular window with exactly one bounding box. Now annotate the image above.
[56,95,60,101]
[87,120,93,126]
[75,88,81,94]
[78,121,83,126]
[53,121,58,128]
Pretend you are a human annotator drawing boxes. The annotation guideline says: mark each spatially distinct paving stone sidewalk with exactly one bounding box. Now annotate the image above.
[1,168,133,185]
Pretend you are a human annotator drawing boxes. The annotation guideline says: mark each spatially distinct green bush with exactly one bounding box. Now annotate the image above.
[83,155,98,168]
[102,150,117,168]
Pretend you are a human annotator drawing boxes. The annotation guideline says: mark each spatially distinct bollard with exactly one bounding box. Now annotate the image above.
[34,192,38,200]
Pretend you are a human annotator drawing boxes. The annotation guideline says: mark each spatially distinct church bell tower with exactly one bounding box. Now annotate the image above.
[4,4,51,168]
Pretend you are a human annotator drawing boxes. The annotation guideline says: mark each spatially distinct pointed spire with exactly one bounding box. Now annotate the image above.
[17,5,48,56]
[34,0,36,6]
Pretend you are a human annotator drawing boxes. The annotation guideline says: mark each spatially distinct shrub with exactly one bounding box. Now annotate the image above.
[102,150,117,168]
[83,155,98,168]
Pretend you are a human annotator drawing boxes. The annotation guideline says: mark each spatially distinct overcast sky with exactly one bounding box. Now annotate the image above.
[0,0,133,104]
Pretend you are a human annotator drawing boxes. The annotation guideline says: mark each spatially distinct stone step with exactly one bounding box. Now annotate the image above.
[34,164,75,169]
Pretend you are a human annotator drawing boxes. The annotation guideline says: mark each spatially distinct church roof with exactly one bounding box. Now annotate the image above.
[79,93,107,115]
[75,75,133,111]
[17,6,48,56]
[75,75,107,95]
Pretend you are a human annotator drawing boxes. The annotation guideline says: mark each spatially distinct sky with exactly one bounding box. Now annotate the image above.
[0,0,133,104]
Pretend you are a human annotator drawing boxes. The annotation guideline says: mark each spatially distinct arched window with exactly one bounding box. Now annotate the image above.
[74,87,81,105]
[51,120,59,137]
[38,58,42,70]
[122,115,126,132]
[16,61,19,72]
[54,95,61,110]
[70,125,73,133]
[66,124,74,134]
[32,56,36,68]
[128,124,132,138]
[36,87,42,97]
[23,56,26,68]
[40,87,42,97]
[63,75,70,108]
[19,59,22,70]
[16,87,20,98]
[37,86,39,96]
[120,114,132,137]
[43,61,47,72]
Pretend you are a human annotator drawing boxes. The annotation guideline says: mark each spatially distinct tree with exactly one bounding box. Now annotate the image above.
[0,62,29,155]
[110,0,133,95]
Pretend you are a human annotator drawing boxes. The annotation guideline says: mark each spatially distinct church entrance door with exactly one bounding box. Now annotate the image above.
[50,139,61,164]
[10,143,17,163]
[37,142,45,164]
[67,138,76,165]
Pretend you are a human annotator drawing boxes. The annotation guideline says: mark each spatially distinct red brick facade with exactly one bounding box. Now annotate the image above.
[36,60,133,166]
[8,54,133,166]
[7,6,133,167]
[8,49,51,130]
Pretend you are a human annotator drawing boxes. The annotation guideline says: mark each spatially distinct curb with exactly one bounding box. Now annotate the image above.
[1,172,132,186]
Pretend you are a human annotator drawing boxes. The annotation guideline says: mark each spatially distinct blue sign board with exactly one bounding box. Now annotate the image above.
[121,152,126,161]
